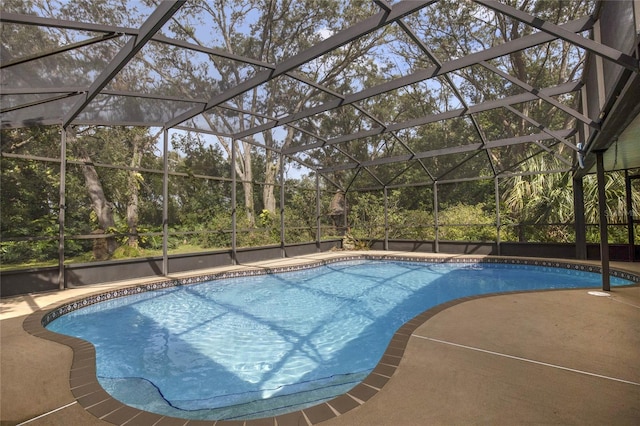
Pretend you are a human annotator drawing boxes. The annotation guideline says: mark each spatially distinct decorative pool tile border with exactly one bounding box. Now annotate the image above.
[24,254,640,426]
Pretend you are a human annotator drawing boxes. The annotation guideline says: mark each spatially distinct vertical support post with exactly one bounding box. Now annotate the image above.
[625,169,634,261]
[316,173,321,252]
[596,151,610,291]
[383,186,389,251]
[495,176,501,256]
[573,176,587,260]
[58,127,67,290]
[280,153,286,258]
[162,128,169,276]
[433,182,439,253]
[231,139,237,265]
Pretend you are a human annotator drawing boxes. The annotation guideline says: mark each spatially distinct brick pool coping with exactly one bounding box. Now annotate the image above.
[22,254,640,426]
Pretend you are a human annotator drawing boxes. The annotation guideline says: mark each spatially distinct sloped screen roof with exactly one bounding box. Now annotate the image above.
[2,0,639,186]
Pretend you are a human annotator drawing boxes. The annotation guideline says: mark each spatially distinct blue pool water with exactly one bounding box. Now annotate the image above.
[46,260,632,420]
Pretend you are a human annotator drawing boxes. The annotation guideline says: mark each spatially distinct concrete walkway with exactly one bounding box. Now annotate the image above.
[323,286,640,426]
[2,252,639,425]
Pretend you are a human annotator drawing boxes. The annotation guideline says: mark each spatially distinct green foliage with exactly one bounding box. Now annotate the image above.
[393,210,435,240]
[1,158,59,238]
[2,125,637,268]
[438,203,497,242]
[342,233,371,250]
[348,192,386,241]
[259,209,274,227]
[104,222,161,251]
[501,157,639,243]
[112,244,144,260]
[258,209,280,242]
[0,240,57,265]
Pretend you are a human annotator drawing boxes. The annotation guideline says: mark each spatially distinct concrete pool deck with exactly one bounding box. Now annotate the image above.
[2,251,639,425]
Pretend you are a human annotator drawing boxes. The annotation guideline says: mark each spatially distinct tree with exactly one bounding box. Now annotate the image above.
[502,156,638,242]
[169,131,233,248]
[394,0,592,175]
[67,126,160,254]
[0,127,62,263]
[140,0,391,224]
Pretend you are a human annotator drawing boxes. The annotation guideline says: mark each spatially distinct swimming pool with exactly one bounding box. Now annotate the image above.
[45,257,634,421]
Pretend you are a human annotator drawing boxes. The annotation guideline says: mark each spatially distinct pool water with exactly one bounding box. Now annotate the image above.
[46,260,632,420]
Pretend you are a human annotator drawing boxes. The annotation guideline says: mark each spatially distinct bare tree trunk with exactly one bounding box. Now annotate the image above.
[243,180,255,225]
[239,141,255,226]
[213,137,256,227]
[263,156,277,213]
[127,135,141,248]
[75,146,118,257]
[329,191,345,233]
[262,125,298,214]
